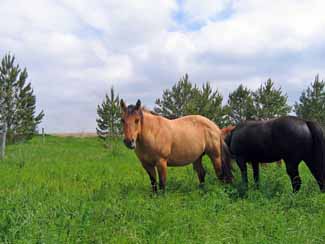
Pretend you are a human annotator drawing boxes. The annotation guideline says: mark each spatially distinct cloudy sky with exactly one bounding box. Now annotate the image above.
[1,0,325,132]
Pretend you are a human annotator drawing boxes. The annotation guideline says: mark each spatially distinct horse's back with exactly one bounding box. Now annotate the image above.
[230,116,313,161]
[171,115,220,135]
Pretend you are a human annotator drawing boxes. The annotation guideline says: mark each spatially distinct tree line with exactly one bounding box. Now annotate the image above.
[2,52,322,144]
[97,74,325,139]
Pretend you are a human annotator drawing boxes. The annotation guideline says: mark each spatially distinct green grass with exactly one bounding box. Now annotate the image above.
[0,136,325,243]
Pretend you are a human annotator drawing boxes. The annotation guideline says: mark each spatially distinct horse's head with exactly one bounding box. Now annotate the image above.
[120,99,142,149]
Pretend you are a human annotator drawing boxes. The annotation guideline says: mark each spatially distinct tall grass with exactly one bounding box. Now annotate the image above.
[0,136,324,243]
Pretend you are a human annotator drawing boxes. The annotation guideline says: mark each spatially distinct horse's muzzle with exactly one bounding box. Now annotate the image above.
[123,139,136,149]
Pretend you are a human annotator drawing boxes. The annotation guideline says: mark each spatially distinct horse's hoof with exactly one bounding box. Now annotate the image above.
[225,177,233,184]
[253,182,259,189]
[198,183,205,188]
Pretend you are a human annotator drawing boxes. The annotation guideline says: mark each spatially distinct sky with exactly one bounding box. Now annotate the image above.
[0,0,325,132]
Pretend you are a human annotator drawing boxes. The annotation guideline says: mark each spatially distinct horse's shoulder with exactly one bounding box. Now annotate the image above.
[234,121,268,136]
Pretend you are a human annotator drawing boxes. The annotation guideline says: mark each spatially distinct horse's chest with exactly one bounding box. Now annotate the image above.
[135,146,164,164]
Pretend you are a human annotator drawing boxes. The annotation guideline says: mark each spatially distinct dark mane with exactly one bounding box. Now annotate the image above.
[141,107,177,120]
[140,107,156,115]
[126,104,178,120]
[126,105,144,122]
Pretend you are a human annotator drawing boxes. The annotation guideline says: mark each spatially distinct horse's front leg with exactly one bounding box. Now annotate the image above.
[157,159,168,191]
[141,161,157,193]
[236,158,248,187]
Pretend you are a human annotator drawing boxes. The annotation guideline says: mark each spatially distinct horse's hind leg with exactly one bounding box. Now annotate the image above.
[252,161,259,187]
[193,156,205,184]
[207,152,223,181]
[284,159,301,193]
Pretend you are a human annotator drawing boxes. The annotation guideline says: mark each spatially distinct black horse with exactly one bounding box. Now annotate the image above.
[225,116,325,192]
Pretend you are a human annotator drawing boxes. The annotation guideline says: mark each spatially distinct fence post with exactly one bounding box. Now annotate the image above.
[1,123,7,160]
[42,127,45,144]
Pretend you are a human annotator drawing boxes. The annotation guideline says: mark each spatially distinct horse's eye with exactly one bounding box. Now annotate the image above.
[135,119,139,124]
[121,119,125,124]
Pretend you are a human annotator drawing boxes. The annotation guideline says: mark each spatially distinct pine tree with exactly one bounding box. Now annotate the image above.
[294,75,325,125]
[0,53,44,143]
[226,84,255,124]
[189,82,224,125]
[96,87,121,139]
[154,74,195,118]
[253,79,291,120]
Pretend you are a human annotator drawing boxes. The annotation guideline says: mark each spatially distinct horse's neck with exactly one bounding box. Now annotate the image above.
[138,111,160,143]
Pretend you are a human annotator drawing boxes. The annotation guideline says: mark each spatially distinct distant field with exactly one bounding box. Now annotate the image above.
[0,136,325,243]
[50,132,97,137]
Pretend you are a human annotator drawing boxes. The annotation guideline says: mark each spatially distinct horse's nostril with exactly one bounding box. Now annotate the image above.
[123,139,135,149]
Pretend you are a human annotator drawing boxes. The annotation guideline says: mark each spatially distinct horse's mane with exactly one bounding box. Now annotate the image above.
[141,107,157,115]
[141,107,177,120]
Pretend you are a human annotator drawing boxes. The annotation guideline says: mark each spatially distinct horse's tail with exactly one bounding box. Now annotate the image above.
[306,121,325,190]
[220,136,233,183]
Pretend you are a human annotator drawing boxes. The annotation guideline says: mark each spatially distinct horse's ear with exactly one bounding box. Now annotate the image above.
[135,99,141,110]
[120,99,127,112]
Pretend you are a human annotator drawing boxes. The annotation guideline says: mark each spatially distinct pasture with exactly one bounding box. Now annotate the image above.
[0,136,325,243]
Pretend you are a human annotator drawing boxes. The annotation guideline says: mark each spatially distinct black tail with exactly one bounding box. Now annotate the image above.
[220,138,233,183]
[306,121,325,190]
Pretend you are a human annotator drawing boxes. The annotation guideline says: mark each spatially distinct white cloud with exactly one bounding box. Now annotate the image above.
[0,0,324,132]
[182,0,231,23]
[193,0,325,55]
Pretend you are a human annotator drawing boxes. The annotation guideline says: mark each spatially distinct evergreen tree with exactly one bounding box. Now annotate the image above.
[0,53,44,143]
[294,75,325,125]
[154,74,195,118]
[253,79,291,120]
[96,87,121,139]
[226,84,255,124]
[154,75,227,125]
[188,82,224,125]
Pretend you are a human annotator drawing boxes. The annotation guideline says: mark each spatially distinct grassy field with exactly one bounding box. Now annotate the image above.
[0,136,325,243]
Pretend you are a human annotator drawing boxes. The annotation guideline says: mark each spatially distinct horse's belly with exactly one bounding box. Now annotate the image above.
[167,160,192,167]
[168,146,204,166]
[167,154,201,166]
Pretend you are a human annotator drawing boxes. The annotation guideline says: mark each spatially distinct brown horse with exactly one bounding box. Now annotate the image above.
[120,99,233,192]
